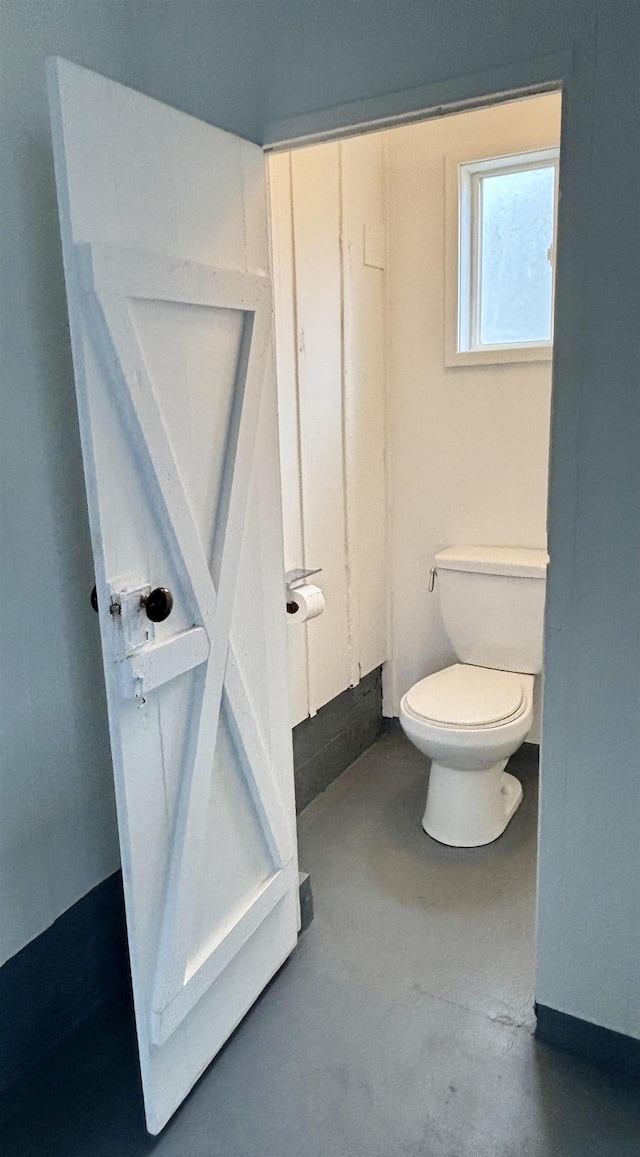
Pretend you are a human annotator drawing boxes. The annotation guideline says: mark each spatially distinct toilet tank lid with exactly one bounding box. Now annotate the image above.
[435,546,549,578]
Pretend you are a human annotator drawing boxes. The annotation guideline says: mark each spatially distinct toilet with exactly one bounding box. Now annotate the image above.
[399,546,548,847]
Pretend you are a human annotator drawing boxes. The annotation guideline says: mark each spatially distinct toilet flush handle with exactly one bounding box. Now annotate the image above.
[429,567,437,593]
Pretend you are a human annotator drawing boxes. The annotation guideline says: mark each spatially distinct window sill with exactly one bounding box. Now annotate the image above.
[444,343,553,368]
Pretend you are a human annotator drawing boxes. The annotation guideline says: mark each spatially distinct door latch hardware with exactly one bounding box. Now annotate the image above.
[141,587,174,623]
[91,584,121,615]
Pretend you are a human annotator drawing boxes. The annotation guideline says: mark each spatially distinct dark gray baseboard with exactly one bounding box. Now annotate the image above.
[0,867,314,1097]
[0,664,383,1094]
[508,740,540,763]
[0,872,130,1096]
[536,1004,640,1076]
[381,715,402,735]
[1,674,377,1095]
[298,872,314,934]
[293,666,384,812]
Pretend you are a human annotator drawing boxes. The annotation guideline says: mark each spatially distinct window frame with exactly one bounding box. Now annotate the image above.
[445,147,560,367]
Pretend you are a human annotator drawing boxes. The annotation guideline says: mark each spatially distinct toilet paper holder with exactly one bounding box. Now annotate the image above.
[285,567,322,593]
[285,568,322,615]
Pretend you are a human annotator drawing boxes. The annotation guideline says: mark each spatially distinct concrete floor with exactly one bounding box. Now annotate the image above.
[1,734,638,1155]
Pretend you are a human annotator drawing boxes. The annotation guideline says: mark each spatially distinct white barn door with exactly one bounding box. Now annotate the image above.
[47,59,298,1134]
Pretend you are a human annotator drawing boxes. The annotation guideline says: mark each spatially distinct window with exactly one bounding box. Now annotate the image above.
[447,148,559,365]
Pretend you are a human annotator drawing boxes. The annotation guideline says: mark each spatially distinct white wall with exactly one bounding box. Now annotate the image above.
[383,95,561,738]
[270,136,387,725]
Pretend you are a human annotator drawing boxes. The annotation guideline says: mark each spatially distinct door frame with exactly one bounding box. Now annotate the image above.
[262,48,576,991]
[261,52,571,150]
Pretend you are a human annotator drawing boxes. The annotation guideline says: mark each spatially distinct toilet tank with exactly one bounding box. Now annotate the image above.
[435,546,548,674]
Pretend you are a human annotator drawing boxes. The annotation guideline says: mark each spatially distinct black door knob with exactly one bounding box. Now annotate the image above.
[90,585,99,613]
[143,587,174,623]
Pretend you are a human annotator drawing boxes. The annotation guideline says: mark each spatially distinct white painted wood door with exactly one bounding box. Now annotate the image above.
[47,58,298,1134]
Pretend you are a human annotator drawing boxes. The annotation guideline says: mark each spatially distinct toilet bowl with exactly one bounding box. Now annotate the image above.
[400,663,533,846]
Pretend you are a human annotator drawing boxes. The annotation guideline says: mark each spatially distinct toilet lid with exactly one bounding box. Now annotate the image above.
[404,664,525,728]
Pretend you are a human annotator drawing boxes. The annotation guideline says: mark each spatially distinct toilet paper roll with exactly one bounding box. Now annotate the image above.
[286,583,325,622]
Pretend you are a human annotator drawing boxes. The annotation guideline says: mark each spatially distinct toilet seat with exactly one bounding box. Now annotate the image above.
[404,664,525,729]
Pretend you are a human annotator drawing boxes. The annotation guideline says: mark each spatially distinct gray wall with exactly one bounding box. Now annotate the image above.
[536,4,640,1038]
[0,0,269,963]
[1,0,638,1041]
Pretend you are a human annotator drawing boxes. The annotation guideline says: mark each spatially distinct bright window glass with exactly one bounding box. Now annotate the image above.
[455,149,559,357]
[478,164,556,346]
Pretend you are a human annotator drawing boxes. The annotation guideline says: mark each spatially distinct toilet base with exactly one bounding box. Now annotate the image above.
[422,761,523,847]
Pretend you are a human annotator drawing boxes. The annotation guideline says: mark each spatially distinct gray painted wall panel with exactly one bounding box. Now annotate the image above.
[0,0,270,963]
[536,3,640,1037]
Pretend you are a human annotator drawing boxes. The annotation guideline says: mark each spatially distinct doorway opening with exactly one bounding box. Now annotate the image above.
[269,90,561,1021]
[47,56,573,1136]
